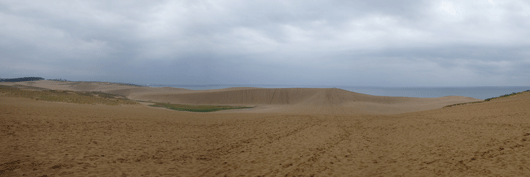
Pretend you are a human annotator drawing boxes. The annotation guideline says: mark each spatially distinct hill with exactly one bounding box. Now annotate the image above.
[0,80,481,114]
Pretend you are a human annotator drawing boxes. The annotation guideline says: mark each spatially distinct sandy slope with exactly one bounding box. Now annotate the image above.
[0,81,481,115]
[0,80,189,95]
[1,89,530,176]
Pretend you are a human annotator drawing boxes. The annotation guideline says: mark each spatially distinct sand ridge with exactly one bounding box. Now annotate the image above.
[1,80,480,115]
[131,87,480,114]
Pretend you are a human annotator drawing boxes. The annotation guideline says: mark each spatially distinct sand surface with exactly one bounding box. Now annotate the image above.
[1,81,481,115]
[1,81,529,176]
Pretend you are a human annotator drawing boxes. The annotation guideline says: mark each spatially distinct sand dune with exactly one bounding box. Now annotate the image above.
[0,80,139,92]
[2,80,481,114]
[130,87,473,106]
[1,86,529,176]
[131,87,480,114]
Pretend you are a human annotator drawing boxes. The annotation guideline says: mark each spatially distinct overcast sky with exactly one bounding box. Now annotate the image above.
[1,0,529,87]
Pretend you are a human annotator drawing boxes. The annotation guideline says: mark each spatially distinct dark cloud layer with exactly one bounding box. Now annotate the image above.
[1,0,529,86]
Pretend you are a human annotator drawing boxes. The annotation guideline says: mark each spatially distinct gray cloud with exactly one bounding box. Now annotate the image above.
[1,0,529,86]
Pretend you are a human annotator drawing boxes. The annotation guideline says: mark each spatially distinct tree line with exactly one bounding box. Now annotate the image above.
[0,77,45,82]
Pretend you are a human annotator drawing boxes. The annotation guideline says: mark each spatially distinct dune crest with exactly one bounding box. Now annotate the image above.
[128,87,479,114]
[1,80,481,114]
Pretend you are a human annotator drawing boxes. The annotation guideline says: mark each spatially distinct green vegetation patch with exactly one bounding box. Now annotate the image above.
[0,85,137,105]
[483,90,530,101]
[443,101,483,108]
[444,89,530,108]
[150,102,252,112]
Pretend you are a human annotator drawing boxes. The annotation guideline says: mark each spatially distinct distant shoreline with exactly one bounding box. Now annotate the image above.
[1,77,528,99]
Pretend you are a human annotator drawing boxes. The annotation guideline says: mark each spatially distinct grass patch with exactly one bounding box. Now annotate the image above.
[483,90,530,101]
[443,101,483,108]
[149,102,252,112]
[0,85,137,105]
[444,89,530,108]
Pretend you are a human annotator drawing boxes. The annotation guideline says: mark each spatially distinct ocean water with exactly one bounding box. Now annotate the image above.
[150,84,529,100]
[339,86,530,100]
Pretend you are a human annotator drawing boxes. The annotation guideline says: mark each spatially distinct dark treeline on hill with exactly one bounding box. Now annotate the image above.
[47,78,69,81]
[0,77,44,82]
[81,81,144,87]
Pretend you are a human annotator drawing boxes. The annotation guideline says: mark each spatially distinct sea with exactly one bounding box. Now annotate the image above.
[148,84,530,100]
